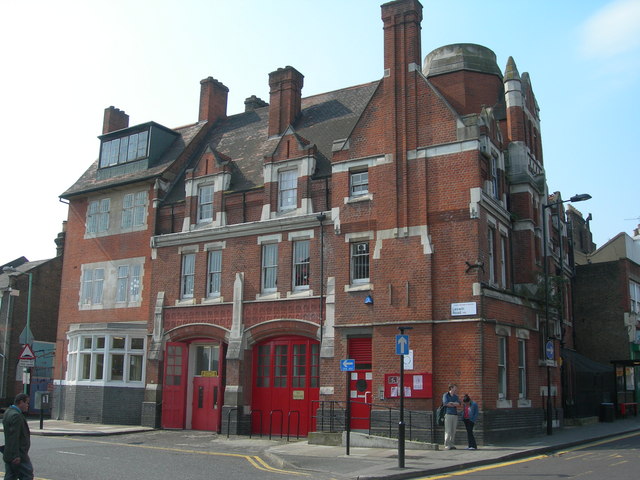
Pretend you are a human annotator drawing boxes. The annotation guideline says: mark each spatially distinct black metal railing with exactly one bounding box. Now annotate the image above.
[287,410,301,441]
[269,409,283,440]
[249,409,263,438]
[312,399,435,442]
[227,401,435,443]
[226,407,238,439]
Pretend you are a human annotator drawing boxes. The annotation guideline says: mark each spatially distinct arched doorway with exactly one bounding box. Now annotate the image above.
[251,336,319,437]
[161,339,225,431]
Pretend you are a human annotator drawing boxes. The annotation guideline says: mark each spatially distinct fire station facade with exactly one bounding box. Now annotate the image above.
[52,0,573,442]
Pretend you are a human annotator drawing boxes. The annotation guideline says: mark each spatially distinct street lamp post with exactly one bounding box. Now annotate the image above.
[542,193,591,435]
[3,266,34,394]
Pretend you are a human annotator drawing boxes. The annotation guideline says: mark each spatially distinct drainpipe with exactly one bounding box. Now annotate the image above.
[317,213,326,342]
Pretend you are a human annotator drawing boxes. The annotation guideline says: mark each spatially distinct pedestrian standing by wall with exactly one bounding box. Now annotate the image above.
[442,384,460,449]
[462,394,479,450]
[2,393,33,480]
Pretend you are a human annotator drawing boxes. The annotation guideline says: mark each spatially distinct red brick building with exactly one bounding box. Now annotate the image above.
[53,0,578,442]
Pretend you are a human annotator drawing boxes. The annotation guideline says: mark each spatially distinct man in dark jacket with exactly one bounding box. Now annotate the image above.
[2,393,33,480]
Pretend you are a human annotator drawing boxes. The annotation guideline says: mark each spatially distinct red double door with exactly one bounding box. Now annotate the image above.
[161,341,224,431]
[161,337,320,436]
[251,336,320,437]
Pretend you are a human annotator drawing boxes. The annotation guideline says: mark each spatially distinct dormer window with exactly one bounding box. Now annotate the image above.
[99,130,149,168]
[197,185,214,223]
[278,170,297,211]
[350,169,369,197]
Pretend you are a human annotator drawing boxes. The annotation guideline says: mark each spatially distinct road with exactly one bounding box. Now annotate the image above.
[418,431,640,480]
[7,430,318,480]
[4,429,640,480]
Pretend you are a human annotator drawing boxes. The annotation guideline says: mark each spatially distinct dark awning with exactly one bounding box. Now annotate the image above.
[562,348,611,373]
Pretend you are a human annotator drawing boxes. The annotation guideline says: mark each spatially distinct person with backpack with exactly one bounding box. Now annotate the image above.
[442,384,460,450]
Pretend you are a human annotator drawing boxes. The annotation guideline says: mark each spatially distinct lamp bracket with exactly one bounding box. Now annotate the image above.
[465,261,485,273]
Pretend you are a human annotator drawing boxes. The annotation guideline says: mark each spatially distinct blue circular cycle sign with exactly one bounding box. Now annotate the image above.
[545,340,554,360]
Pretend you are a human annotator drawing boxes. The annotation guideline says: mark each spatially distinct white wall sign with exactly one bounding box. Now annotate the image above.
[403,350,414,370]
[451,302,477,316]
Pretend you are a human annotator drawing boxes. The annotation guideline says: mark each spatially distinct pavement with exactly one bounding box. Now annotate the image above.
[8,415,640,479]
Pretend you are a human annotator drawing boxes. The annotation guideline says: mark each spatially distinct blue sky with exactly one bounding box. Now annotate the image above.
[1,0,638,263]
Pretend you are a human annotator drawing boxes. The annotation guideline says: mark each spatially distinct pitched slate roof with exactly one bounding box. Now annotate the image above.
[162,80,380,205]
[0,259,51,290]
[60,121,207,198]
[62,79,378,204]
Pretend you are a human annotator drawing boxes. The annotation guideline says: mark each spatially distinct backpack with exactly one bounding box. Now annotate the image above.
[435,404,446,426]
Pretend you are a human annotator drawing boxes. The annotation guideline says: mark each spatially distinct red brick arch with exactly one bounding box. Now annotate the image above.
[164,323,229,343]
[245,318,319,346]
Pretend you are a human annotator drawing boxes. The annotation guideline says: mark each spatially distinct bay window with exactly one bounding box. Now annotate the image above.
[66,332,145,384]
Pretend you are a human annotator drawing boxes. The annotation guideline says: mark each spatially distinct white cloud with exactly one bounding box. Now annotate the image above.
[580,0,640,58]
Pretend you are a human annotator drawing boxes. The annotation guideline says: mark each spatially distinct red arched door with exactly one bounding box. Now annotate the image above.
[161,342,188,429]
[252,336,319,437]
[191,344,224,431]
[161,340,225,432]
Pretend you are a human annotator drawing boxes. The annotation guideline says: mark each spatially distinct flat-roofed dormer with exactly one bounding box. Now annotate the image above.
[97,122,179,181]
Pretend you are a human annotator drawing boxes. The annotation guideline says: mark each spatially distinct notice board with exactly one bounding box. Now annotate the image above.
[384,372,432,399]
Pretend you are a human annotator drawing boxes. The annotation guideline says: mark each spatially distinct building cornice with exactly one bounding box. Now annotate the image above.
[151,213,332,248]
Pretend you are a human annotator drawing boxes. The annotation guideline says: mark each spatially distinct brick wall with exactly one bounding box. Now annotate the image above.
[574,260,630,363]
[55,189,155,380]
[55,384,144,425]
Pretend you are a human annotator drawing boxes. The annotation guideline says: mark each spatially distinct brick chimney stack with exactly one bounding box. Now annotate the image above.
[268,66,304,137]
[199,77,229,124]
[381,0,423,79]
[55,221,67,257]
[244,95,269,112]
[102,106,129,134]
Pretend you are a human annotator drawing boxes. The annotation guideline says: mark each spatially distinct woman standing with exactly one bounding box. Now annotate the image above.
[462,394,479,450]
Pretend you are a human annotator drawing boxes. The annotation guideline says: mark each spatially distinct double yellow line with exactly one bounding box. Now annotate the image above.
[64,437,309,476]
[418,431,640,479]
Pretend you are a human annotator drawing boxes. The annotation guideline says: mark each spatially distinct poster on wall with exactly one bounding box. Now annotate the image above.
[384,372,432,399]
[626,367,635,391]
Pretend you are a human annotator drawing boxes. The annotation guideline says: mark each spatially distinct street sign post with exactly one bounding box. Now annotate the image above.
[396,327,412,468]
[340,359,356,456]
[19,344,36,391]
